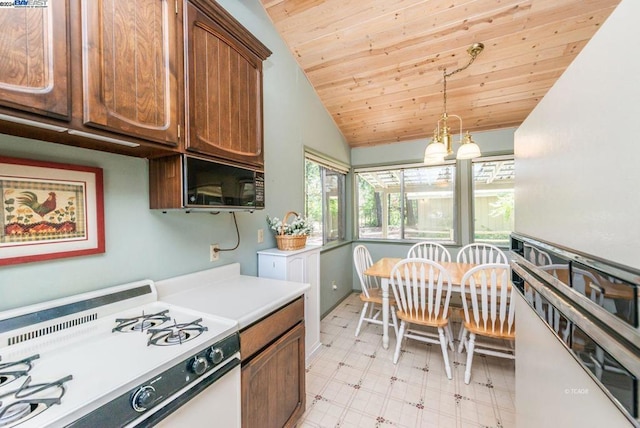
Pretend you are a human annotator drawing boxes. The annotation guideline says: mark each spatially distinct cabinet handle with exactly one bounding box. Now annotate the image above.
[68,130,140,148]
[0,113,68,132]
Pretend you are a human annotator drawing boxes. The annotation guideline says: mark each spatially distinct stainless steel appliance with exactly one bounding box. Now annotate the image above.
[511,233,640,427]
[0,280,240,427]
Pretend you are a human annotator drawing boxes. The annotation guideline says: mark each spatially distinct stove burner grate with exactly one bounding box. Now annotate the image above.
[0,355,40,389]
[0,374,73,427]
[112,310,171,333]
[146,318,208,346]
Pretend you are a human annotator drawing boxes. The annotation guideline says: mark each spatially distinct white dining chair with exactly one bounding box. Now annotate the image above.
[407,241,451,262]
[353,245,399,337]
[456,243,508,264]
[454,243,509,344]
[458,263,515,384]
[389,258,454,379]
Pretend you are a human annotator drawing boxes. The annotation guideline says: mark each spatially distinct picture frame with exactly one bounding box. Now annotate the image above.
[0,156,105,266]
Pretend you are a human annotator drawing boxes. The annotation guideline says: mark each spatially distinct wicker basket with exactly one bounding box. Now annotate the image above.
[275,211,308,251]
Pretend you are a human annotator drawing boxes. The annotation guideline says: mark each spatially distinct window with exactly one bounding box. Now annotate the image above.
[304,152,347,245]
[472,157,515,246]
[356,164,456,242]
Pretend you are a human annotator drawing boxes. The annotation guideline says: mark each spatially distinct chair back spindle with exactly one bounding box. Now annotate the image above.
[407,242,451,263]
[457,243,508,264]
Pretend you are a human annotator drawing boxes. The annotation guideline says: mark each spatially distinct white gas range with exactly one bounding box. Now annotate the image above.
[0,280,240,427]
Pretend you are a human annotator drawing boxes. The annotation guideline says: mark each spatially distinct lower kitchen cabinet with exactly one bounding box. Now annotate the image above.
[240,298,305,428]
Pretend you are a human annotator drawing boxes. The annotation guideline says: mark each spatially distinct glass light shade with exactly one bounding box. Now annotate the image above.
[456,133,481,159]
[424,141,446,164]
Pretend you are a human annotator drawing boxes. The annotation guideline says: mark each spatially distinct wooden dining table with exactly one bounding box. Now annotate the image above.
[363,257,478,350]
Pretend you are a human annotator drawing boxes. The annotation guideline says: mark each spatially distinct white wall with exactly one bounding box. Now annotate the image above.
[515,295,630,428]
[0,0,352,311]
[514,1,638,426]
[514,0,640,269]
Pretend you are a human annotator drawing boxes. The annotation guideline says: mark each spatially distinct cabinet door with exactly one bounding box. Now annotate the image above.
[82,0,180,146]
[185,1,264,168]
[286,256,306,283]
[0,2,70,119]
[257,254,287,281]
[241,322,305,428]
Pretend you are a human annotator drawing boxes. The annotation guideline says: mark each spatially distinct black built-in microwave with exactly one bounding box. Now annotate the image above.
[184,155,264,211]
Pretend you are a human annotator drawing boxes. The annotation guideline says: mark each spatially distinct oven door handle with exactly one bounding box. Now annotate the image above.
[141,357,240,427]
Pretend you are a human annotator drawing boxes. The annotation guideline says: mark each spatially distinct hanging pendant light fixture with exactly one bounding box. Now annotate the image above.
[424,43,484,165]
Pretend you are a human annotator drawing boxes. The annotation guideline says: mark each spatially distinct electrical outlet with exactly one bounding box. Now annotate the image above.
[332,280,338,290]
[257,228,264,243]
[210,244,219,262]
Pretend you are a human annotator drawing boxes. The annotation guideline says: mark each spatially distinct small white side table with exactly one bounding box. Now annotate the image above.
[257,245,321,362]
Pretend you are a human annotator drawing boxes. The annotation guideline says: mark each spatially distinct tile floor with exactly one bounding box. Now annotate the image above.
[298,293,516,428]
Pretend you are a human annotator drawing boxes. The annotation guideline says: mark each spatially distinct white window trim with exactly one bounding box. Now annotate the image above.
[304,148,350,174]
[469,154,515,247]
[354,161,459,243]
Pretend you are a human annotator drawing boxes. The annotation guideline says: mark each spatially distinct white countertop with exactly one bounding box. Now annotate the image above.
[156,263,310,329]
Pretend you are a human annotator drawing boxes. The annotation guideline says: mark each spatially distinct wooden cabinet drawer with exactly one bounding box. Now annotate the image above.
[240,297,304,361]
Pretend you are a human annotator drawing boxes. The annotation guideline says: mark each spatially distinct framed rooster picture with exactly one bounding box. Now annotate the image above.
[0,156,105,266]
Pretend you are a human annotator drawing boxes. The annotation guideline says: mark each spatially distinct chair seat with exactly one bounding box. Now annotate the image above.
[397,310,449,328]
[359,288,396,305]
[464,322,516,340]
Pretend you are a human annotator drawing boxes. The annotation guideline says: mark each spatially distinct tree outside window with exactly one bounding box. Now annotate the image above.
[356,165,456,242]
[472,158,515,246]
[305,157,346,245]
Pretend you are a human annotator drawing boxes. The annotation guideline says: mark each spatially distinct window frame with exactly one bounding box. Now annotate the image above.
[304,149,349,246]
[469,154,515,248]
[353,160,459,244]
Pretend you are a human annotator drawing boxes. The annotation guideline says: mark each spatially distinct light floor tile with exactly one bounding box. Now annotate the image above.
[298,293,515,428]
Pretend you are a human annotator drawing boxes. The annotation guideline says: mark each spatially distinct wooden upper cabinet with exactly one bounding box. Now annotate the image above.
[0,2,70,119]
[81,0,180,147]
[185,1,271,169]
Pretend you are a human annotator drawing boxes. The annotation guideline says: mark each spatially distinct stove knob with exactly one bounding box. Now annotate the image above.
[190,356,208,375]
[207,347,224,364]
[131,385,156,412]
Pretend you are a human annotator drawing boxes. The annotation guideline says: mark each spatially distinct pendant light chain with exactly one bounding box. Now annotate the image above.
[442,44,483,115]
[443,70,448,115]
[424,42,485,165]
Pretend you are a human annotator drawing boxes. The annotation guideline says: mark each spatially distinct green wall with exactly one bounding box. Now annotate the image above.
[0,0,353,312]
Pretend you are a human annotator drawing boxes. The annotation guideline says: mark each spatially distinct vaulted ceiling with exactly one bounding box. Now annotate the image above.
[259,0,621,148]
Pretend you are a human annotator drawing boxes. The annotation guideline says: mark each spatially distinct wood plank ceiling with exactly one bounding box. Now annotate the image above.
[260,0,621,148]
